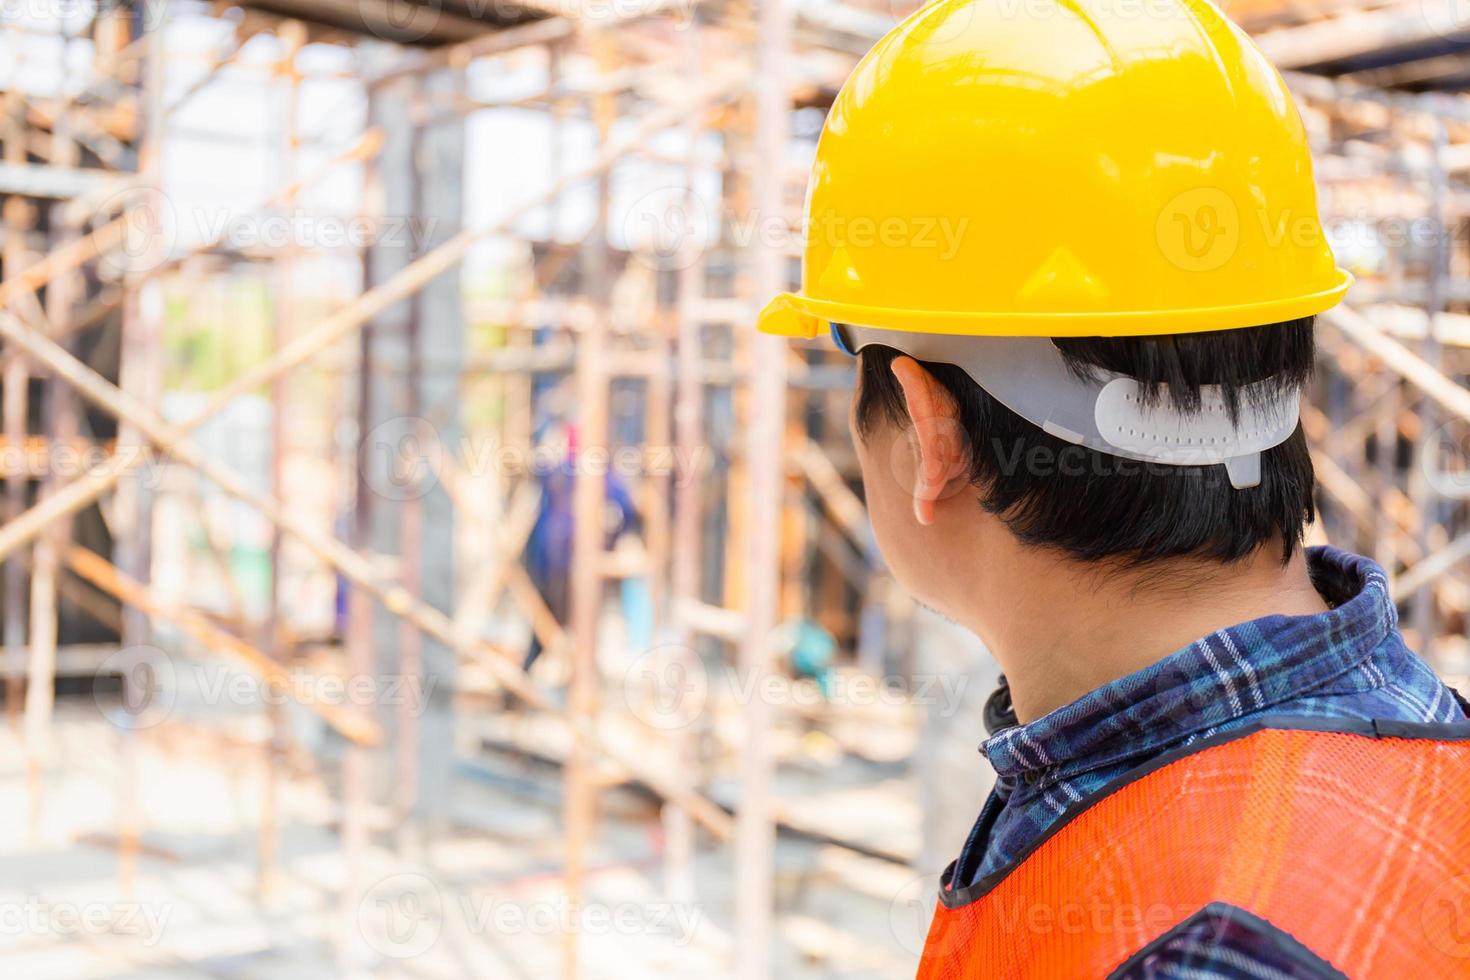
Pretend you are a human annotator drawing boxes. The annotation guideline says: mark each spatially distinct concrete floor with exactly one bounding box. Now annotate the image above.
[0,692,933,979]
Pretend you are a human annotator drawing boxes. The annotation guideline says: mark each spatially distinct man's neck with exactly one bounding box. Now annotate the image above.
[966,543,1331,725]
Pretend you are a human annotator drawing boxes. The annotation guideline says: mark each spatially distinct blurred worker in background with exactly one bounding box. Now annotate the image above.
[523,420,640,672]
[759,0,1470,975]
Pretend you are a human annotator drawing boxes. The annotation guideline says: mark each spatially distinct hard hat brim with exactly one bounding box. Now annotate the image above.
[757,269,1353,340]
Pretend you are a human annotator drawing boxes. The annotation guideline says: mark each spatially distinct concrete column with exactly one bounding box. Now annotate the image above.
[360,46,463,829]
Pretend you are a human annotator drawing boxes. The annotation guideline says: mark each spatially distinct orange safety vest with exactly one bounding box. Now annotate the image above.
[917,720,1470,979]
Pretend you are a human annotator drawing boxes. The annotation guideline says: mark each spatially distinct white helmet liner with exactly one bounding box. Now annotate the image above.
[841,325,1301,490]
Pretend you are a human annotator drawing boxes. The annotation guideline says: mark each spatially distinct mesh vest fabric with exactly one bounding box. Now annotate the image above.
[917,724,1470,979]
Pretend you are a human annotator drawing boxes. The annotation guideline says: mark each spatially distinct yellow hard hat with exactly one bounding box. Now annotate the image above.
[758,0,1352,340]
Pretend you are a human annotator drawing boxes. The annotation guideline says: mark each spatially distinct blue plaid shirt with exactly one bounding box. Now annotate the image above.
[954,546,1468,977]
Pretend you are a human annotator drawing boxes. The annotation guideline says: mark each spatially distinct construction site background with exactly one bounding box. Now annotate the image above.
[0,0,1468,977]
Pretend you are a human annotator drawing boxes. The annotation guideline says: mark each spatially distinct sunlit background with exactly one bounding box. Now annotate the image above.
[0,0,1468,976]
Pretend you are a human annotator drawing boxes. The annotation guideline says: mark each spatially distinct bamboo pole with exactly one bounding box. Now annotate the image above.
[65,546,382,745]
[0,214,128,310]
[737,0,792,971]
[340,59,386,966]
[112,10,168,898]
[563,31,619,979]
[506,564,569,658]
[260,19,306,900]
[4,86,33,736]
[1408,120,1448,654]
[24,94,84,772]
[4,86,42,841]
[792,439,868,548]
[666,26,708,901]
[391,77,431,834]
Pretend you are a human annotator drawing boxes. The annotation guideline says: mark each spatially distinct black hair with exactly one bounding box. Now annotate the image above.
[853,318,1316,565]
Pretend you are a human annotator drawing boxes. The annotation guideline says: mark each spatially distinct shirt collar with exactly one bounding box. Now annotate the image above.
[980,546,1396,781]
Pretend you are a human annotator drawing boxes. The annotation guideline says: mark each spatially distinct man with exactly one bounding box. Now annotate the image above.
[522,419,640,671]
[757,0,1470,975]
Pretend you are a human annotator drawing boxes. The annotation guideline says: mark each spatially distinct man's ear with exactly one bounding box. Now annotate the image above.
[889,356,970,526]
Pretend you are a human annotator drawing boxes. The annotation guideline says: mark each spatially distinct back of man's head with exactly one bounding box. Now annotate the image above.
[853,318,1317,565]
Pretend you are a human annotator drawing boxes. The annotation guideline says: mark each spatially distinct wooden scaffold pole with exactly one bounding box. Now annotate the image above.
[4,82,36,762]
[665,21,708,906]
[737,0,792,973]
[260,18,305,902]
[562,28,618,980]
